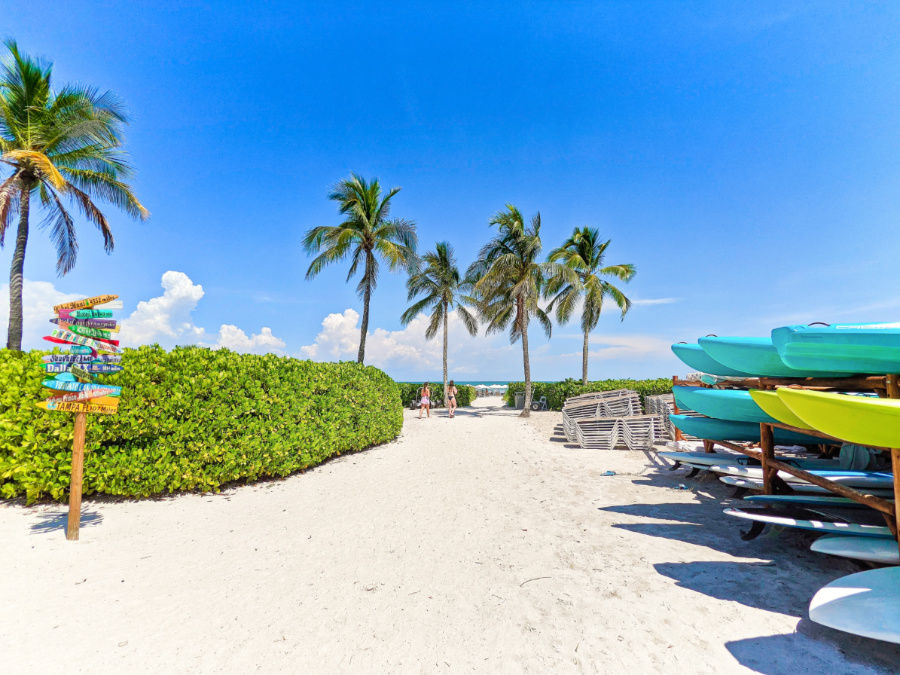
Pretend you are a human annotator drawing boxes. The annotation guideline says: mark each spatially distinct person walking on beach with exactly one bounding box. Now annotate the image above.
[418,382,431,419]
[446,380,458,418]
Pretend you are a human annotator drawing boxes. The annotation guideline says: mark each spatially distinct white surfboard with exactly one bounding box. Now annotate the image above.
[660,451,838,471]
[719,475,895,498]
[745,494,889,509]
[710,465,894,489]
[810,567,900,644]
[811,535,900,565]
[724,507,894,538]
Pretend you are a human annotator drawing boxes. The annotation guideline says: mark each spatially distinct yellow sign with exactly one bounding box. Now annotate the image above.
[37,397,119,415]
[53,294,119,312]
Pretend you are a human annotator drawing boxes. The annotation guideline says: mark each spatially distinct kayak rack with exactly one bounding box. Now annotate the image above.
[672,373,900,552]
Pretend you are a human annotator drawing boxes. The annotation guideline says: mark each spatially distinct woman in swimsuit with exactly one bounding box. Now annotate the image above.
[447,380,458,418]
[418,382,431,419]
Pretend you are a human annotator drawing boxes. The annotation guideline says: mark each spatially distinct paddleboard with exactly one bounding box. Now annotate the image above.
[660,450,838,470]
[698,336,850,378]
[719,475,896,498]
[669,414,824,445]
[672,386,777,424]
[748,389,815,429]
[778,387,900,448]
[774,323,900,375]
[809,567,900,644]
[744,494,887,509]
[710,464,895,489]
[724,507,894,538]
[671,343,752,377]
[811,534,900,565]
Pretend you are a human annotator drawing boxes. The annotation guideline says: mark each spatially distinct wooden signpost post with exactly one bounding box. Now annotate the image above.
[38,294,123,541]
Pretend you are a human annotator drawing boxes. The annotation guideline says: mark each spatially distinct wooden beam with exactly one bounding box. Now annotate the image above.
[886,375,900,551]
[760,423,775,495]
[714,439,896,517]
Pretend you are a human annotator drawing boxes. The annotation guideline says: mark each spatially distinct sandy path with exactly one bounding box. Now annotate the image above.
[2,397,899,673]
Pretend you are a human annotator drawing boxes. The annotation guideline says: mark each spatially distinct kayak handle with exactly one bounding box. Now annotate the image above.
[704,334,718,337]
[807,322,830,326]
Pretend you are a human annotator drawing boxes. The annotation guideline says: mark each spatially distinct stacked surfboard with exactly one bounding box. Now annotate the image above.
[669,323,900,644]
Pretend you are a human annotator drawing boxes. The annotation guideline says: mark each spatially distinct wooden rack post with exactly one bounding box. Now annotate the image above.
[672,376,684,441]
[886,375,900,549]
[66,412,87,541]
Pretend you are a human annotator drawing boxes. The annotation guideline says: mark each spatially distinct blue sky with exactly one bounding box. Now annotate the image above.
[3,2,900,381]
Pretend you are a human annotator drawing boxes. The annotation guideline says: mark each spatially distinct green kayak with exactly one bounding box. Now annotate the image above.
[748,390,815,430]
[778,388,900,447]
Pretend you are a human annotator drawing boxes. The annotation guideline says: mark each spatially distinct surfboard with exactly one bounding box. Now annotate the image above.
[811,534,900,565]
[671,343,752,377]
[778,387,900,448]
[747,389,816,429]
[660,450,838,470]
[809,567,900,644]
[718,475,896,498]
[698,336,851,378]
[672,386,777,424]
[710,464,895,489]
[773,323,900,375]
[744,494,887,509]
[724,507,894,538]
[669,414,824,445]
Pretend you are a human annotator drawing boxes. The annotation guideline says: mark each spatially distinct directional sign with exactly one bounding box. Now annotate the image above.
[42,379,122,394]
[51,318,119,331]
[70,364,93,382]
[43,354,122,364]
[45,388,119,403]
[68,345,95,355]
[37,399,118,415]
[59,309,114,320]
[53,294,118,312]
[43,363,124,374]
[46,329,118,354]
[93,300,122,309]
[65,324,116,340]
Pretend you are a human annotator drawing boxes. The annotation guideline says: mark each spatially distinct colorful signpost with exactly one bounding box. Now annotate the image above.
[38,294,123,541]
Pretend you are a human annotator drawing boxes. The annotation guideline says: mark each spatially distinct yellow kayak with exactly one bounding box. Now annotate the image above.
[748,390,815,430]
[777,388,899,447]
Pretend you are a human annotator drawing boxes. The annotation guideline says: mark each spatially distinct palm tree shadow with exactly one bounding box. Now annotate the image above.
[30,507,103,535]
[725,621,900,673]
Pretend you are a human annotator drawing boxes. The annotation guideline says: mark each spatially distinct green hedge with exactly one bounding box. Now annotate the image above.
[0,346,403,502]
[505,378,673,410]
[398,382,477,408]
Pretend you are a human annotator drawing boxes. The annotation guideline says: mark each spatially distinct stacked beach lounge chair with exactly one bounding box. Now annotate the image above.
[562,390,664,451]
[645,393,703,441]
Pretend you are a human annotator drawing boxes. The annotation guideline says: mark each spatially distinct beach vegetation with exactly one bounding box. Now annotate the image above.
[0,40,149,350]
[303,174,418,364]
[397,382,477,409]
[505,377,671,411]
[0,346,402,502]
[546,227,636,385]
[401,241,478,400]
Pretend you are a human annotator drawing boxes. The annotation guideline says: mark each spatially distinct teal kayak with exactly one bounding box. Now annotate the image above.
[669,414,825,445]
[698,336,842,378]
[672,386,777,424]
[671,343,752,377]
[773,323,900,374]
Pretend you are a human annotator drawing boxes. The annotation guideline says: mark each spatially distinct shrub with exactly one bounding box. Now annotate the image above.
[397,382,477,408]
[0,346,403,502]
[505,377,672,410]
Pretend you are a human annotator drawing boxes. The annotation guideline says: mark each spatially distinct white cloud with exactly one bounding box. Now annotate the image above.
[117,271,286,355]
[632,297,679,306]
[0,280,85,349]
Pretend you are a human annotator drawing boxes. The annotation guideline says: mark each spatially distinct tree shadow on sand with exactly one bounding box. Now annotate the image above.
[725,621,900,674]
[29,507,104,535]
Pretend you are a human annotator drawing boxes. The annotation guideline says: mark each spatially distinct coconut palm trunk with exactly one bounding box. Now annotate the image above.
[582,328,590,386]
[7,185,30,350]
[357,259,373,364]
[442,300,449,401]
[520,298,533,416]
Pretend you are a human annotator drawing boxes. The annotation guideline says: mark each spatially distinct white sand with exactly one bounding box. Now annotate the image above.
[2,397,899,673]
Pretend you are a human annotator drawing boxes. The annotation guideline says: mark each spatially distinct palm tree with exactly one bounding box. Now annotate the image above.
[401,241,478,400]
[467,204,574,417]
[303,174,417,364]
[546,227,636,385]
[0,40,149,350]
